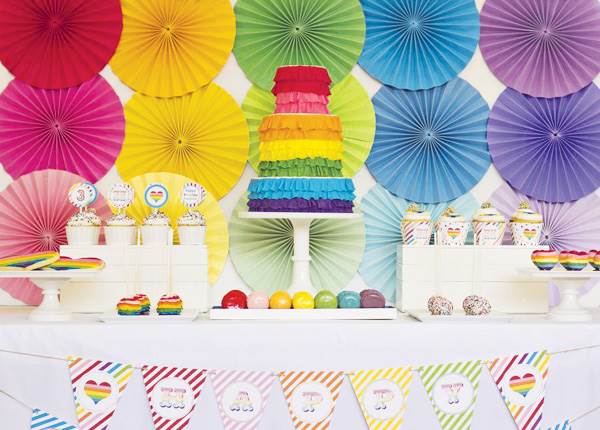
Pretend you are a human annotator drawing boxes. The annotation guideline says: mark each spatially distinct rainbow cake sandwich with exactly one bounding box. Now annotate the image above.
[117,296,142,316]
[0,251,59,271]
[156,294,183,315]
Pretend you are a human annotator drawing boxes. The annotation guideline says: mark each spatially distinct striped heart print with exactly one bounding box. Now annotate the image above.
[487,351,550,430]
[142,365,206,430]
[419,360,482,430]
[211,370,274,430]
[31,408,76,429]
[547,420,571,430]
[280,371,344,430]
[350,367,413,430]
[67,357,133,430]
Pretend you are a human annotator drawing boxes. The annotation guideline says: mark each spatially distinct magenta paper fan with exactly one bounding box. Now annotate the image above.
[0,169,111,304]
[488,84,600,203]
[0,75,125,182]
[480,0,600,98]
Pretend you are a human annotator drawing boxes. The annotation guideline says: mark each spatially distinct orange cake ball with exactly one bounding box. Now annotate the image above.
[269,291,292,309]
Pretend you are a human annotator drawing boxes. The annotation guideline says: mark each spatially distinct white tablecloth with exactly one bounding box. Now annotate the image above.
[0,308,599,430]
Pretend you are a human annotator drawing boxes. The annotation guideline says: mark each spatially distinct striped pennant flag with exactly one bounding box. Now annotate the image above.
[279,370,344,430]
[419,360,482,430]
[486,350,550,430]
[67,356,134,430]
[211,370,275,430]
[349,367,413,430]
[142,365,206,430]
[546,419,571,430]
[31,408,77,429]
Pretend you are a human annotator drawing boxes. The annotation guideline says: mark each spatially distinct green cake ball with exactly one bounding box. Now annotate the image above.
[337,291,360,308]
[315,290,337,309]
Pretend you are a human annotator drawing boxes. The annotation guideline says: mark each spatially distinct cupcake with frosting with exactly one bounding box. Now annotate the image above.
[105,213,137,245]
[177,211,206,245]
[436,207,469,246]
[141,211,170,245]
[401,204,432,245]
[510,201,543,246]
[472,202,506,246]
[66,209,102,245]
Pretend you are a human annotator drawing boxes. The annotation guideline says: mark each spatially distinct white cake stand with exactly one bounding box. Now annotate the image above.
[239,212,361,294]
[522,269,600,322]
[0,270,101,321]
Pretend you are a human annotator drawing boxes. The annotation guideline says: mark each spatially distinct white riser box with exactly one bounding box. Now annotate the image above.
[59,245,209,313]
[396,245,549,313]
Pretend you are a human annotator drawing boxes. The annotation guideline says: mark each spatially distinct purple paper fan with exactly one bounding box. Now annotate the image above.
[480,0,600,98]
[488,84,600,203]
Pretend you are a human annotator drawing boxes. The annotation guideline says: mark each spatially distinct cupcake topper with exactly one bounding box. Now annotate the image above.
[180,182,206,210]
[109,183,134,214]
[480,202,492,209]
[68,182,98,212]
[442,206,455,216]
[518,200,530,209]
[406,203,421,212]
[144,183,168,212]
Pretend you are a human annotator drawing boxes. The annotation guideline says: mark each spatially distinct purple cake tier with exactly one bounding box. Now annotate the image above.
[248,198,354,213]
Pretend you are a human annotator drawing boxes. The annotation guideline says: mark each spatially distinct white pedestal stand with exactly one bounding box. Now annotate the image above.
[0,270,101,321]
[522,269,600,322]
[239,212,361,295]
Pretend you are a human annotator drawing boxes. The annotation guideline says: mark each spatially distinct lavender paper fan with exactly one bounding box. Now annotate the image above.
[488,84,600,203]
[480,0,600,98]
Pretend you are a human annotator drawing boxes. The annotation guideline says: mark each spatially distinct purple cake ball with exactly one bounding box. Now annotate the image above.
[427,295,453,316]
[360,289,386,308]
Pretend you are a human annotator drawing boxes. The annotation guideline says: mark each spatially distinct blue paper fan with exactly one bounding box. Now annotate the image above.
[359,184,478,301]
[359,0,480,90]
[366,78,491,204]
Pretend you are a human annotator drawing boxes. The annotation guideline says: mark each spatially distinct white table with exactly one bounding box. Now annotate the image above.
[0,309,599,430]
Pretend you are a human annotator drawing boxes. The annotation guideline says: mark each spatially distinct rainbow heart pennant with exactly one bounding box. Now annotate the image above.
[508,373,536,398]
[84,380,112,404]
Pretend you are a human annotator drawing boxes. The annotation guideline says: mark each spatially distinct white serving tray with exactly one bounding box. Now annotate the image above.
[99,309,199,323]
[408,310,512,323]
[209,307,397,320]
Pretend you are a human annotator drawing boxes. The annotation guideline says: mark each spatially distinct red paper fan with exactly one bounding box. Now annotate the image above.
[0,0,123,89]
[0,170,111,304]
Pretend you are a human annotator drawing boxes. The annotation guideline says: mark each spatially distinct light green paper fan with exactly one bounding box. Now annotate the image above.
[229,195,365,295]
[233,0,365,90]
[242,75,375,177]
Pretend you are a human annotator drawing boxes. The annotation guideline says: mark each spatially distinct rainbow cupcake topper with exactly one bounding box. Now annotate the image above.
[68,182,98,210]
[180,182,206,210]
[109,183,134,213]
[144,183,168,210]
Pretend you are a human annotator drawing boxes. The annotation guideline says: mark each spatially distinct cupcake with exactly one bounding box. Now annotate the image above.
[141,211,170,245]
[105,213,137,245]
[66,209,102,245]
[436,207,469,246]
[590,250,600,271]
[472,202,506,246]
[177,211,206,245]
[531,250,559,271]
[156,294,183,315]
[559,251,590,271]
[116,296,142,316]
[401,204,432,245]
[510,201,543,246]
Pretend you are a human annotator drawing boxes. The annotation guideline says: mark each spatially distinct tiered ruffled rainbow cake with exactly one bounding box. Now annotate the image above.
[247,66,356,213]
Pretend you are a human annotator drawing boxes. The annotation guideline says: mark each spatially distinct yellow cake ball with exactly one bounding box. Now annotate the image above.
[269,291,292,309]
[292,291,315,309]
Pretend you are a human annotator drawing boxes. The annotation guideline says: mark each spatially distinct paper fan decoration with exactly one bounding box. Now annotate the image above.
[480,0,600,98]
[234,0,365,90]
[359,184,478,301]
[229,195,365,295]
[110,0,235,97]
[0,0,122,89]
[488,84,600,203]
[359,0,479,90]
[242,75,375,177]
[126,172,228,284]
[0,76,125,182]
[116,83,249,200]
[366,78,490,204]
[0,170,111,304]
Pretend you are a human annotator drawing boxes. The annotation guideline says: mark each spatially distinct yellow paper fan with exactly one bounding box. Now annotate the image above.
[110,0,236,97]
[116,83,249,200]
[126,172,228,284]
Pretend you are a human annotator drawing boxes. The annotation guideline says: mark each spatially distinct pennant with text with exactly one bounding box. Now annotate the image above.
[419,360,482,430]
[487,350,550,430]
[67,356,133,430]
[31,408,77,429]
[546,419,571,430]
[142,365,206,430]
[350,367,413,430]
[280,370,344,430]
[211,370,275,430]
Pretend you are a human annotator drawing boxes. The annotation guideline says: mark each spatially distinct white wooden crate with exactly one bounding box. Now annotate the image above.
[396,245,549,313]
[59,245,209,313]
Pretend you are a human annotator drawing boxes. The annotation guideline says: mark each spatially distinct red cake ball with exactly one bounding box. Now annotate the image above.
[221,290,248,309]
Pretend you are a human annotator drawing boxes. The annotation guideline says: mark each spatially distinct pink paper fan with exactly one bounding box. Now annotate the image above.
[0,75,125,182]
[0,169,111,304]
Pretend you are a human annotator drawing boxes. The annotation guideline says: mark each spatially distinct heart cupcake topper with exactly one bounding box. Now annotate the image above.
[144,183,169,209]
[84,380,112,404]
[508,373,536,398]
[68,182,98,209]
[109,183,134,210]
[181,182,206,209]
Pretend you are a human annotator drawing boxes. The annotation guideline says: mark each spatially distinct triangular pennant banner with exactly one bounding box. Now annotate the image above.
[419,360,482,430]
[211,370,274,430]
[142,365,206,430]
[279,370,344,430]
[350,367,413,430]
[546,420,571,430]
[487,350,550,430]
[31,408,77,429]
[67,357,134,430]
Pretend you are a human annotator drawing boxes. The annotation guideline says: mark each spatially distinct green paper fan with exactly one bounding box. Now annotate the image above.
[233,0,365,90]
[242,75,375,177]
[229,195,365,295]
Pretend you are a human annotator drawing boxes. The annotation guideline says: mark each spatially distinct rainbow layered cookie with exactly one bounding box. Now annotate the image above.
[45,257,105,270]
[247,66,355,213]
[531,250,559,271]
[157,294,183,315]
[117,297,142,316]
[559,251,590,271]
[0,251,59,271]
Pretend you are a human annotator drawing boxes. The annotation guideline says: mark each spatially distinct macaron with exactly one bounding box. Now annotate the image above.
[337,291,360,308]
[530,249,559,271]
[292,291,315,309]
[559,250,589,271]
[314,290,337,309]
[269,291,292,309]
[590,250,600,271]
[221,290,248,309]
[360,289,386,308]
[247,291,269,309]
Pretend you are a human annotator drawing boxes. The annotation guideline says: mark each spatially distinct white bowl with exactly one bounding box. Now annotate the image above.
[178,225,206,245]
[105,226,137,246]
[66,226,100,246]
[141,225,170,245]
